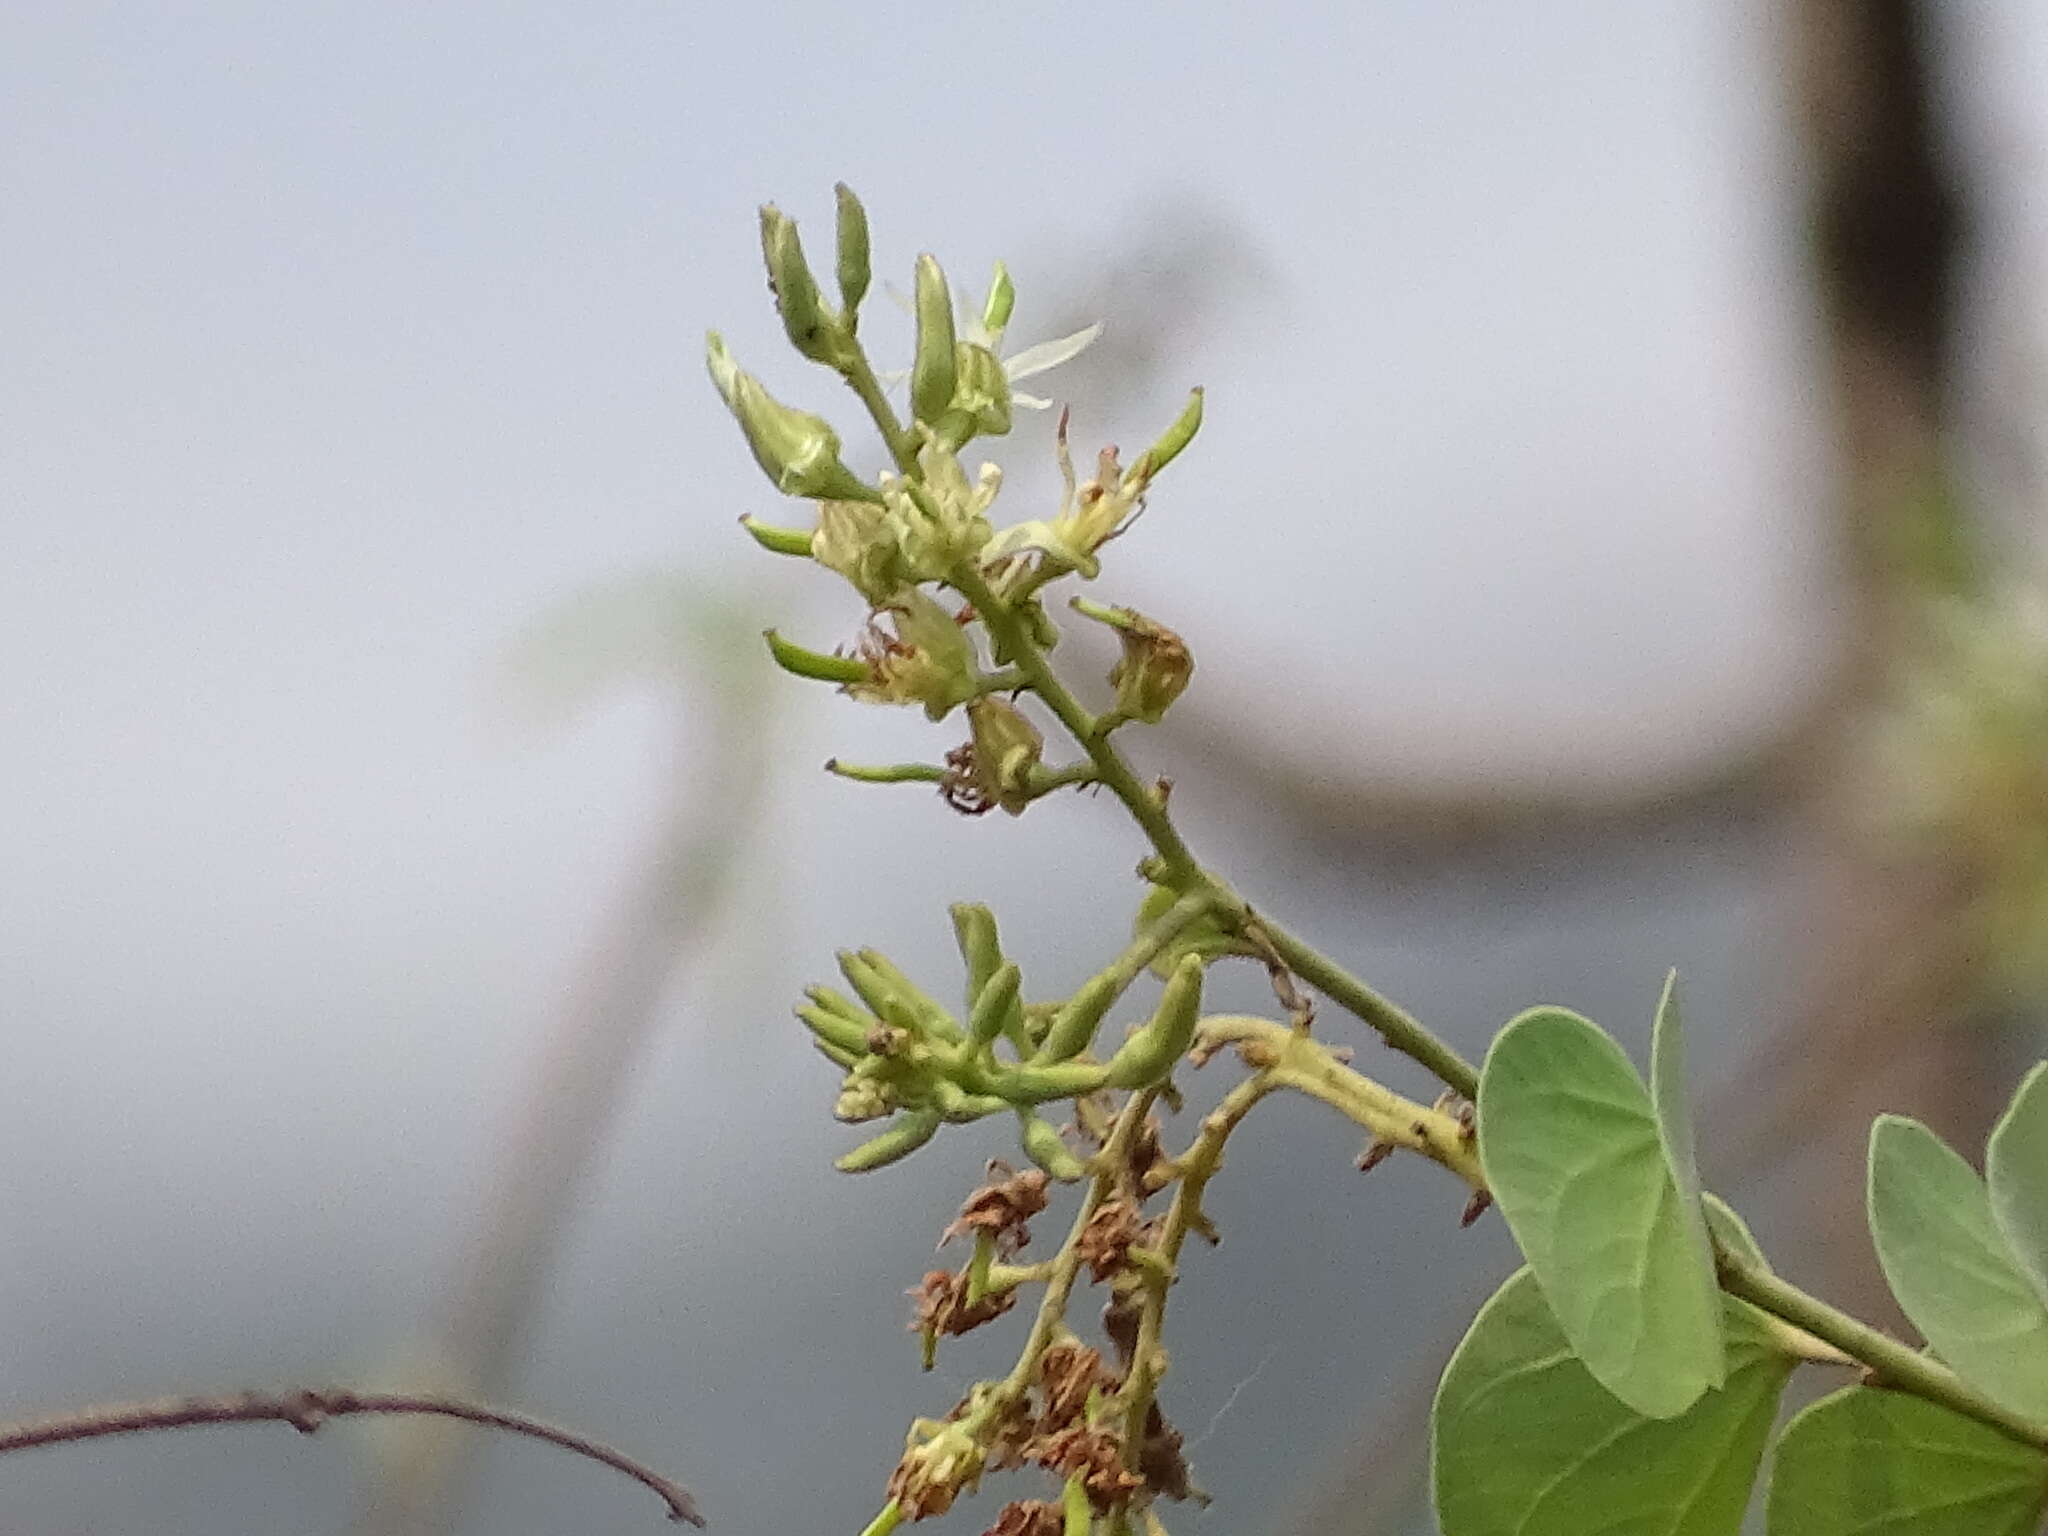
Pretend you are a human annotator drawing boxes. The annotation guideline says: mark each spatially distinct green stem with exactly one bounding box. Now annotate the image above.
[951,567,1200,886]
[956,565,1483,1097]
[1254,923,1478,1100]
[836,347,918,475]
[1119,1073,1276,1448]
[1715,1247,2048,1451]
[996,1089,1161,1405]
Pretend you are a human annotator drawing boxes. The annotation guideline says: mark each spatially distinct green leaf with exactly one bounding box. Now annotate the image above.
[1649,971,1722,1391]
[1432,1268,1796,1536]
[1702,1193,1767,1270]
[1987,1062,2048,1305]
[1478,1006,1725,1418]
[1766,1386,2048,1535]
[1868,1114,2048,1419]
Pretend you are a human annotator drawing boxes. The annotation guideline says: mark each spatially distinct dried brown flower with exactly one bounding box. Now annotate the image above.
[1037,1340,1114,1429]
[1033,1425,1143,1511]
[942,1163,1051,1256]
[909,1269,1016,1339]
[983,1500,1062,1536]
[1076,1198,1143,1281]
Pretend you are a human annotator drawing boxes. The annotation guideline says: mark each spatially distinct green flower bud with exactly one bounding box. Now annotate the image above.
[1035,966,1121,1063]
[966,696,1045,815]
[706,333,880,502]
[983,1059,1108,1104]
[911,253,958,425]
[934,342,1011,448]
[981,262,1016,341]
[739,515,814,557]
[1018,1111,1087,1181]
[1128,386,1204,490]
[931,1078,1008,1123]
[758,204,843,365]
[812,499,907,604]
[965,961,1022,1049]
[1104,953,1204,1088]
[839,947,962,1042]
[950,903,1003,1008]
[764,628,868,684]
[810,1036,860,1069]
[834,182,872,320]
[797,1002,871,1058]
[836,1107,942,1172]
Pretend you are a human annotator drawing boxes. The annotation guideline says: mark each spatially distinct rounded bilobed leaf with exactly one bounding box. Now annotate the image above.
[1432,1268,1796,1536]
[1478,1007,1725,1418]
[1766,1386,2048,1535]
[1868,1114,2048,1419]
[1987,1062,2048,1305]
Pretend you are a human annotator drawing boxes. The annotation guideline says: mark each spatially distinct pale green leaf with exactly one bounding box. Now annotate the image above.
[1478,1007,1725,1418]
[1649,971,1723,1392]
[1766,1386,2048,1535]
[1701,1193,1767,1270]
[1868,1114,2048,1419]
[1987,1062,2048,1306]
[1432,1268,1795,1536]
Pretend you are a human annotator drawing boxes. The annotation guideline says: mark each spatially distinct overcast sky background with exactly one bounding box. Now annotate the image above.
[5,4,2048,1534]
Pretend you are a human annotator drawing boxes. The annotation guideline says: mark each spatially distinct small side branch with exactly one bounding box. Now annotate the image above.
[0,1388,703,1526]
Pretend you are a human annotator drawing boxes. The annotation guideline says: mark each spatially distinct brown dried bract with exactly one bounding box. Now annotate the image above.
[941,1163,1051,1257]
[1032,1425,1144,1511]
[1102,1285,1143,1366]
[1037,1340,1114,1430]
[909,1269,1016,1339]
[1137,1401,1197,1503]
[983,1501,1062,1536]
[1076,1198,1143,1281]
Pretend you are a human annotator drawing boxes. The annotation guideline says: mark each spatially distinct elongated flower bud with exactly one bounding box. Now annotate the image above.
[740,516,815,557]
[1018,1112,1087,1181]
[966,962,1022,1049]
[981,262,1016,341]
[836,1108,942,1172]
[1128,387,1204,490]
[764,629,868,684]
[758,204,842,364]
[911,253,958,425]
[1104,953,1204,1088]
[951,903,1003,1007]
[984,1059,1108,1104]
[706,332,879,502]
[834,182,872,319]
[797,1002,871,1057]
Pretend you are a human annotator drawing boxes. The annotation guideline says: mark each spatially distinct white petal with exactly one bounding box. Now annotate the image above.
[1002,322,1104,382]
[1010,390,1054,411]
